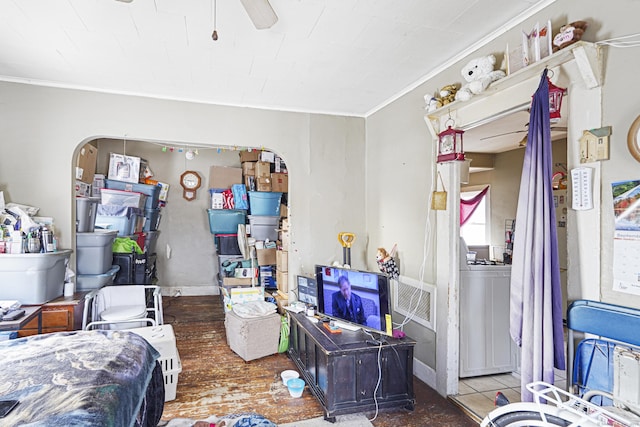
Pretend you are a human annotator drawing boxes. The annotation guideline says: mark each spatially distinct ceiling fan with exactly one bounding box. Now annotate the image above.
[480,123,568,142]
[114,0,278,30]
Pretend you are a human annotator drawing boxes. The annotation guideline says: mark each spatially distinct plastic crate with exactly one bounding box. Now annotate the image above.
[95,205,143,237]
[162,361,182,401]
[100,188,147,209]
[207,209,247,234]
[76,196,99,232]
[248,191,282,216]
[104,179,161,210]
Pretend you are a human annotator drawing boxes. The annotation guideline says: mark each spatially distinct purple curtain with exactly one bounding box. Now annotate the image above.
[460,185,490,226]
[509,69,566,402]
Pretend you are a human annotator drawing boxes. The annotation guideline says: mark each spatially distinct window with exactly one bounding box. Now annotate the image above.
[460,188,490,245]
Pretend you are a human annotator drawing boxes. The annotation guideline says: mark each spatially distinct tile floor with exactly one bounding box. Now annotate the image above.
[450,369,567,423]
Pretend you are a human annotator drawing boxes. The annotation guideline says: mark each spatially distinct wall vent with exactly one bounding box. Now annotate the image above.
[393,275,436,331]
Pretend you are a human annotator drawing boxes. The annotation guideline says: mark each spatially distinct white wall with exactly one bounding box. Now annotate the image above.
[0,83,365,298]
[366,0,640,395]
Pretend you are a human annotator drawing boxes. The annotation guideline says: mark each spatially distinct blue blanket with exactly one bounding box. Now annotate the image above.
[0,330,161,426]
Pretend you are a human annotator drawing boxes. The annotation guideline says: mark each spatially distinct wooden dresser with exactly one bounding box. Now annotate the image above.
[19,292,87,337]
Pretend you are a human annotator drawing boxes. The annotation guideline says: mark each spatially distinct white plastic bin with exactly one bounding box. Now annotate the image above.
[247,215,279,241]
[0,250,72,304]
[76,230,118,275]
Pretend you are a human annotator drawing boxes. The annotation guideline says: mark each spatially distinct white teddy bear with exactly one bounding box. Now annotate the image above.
[455,54,506,102]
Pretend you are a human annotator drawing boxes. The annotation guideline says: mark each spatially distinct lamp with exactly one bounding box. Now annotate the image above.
[548,78,566,123]
[437,118,465,163]
[239,0,278,29]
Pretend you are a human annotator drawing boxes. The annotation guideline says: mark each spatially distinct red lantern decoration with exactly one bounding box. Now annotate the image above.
[437,122,465,163]
[548,78,566,123]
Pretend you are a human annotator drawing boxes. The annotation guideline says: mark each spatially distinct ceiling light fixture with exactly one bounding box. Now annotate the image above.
[211,0,219,41]
[239,0,278,29]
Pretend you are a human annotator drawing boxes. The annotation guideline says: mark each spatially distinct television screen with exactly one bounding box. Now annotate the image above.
[315,265,391,335]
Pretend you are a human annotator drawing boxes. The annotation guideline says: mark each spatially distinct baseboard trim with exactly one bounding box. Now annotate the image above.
[413,357,437,389]
[163,285,219,297]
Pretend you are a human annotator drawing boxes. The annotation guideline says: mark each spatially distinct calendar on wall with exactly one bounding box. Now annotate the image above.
[612,179,640,296]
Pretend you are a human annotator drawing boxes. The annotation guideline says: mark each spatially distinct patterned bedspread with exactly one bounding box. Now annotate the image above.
[0,330,162,426]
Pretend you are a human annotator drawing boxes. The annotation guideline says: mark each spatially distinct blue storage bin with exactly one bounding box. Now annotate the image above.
[104,179,161,209]
[207,209,247,234]
[95,205,142,236]
[143,208,161,231]
[248,191,282,216]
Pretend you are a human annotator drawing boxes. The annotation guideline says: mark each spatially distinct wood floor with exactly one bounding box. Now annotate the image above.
[160,296,478,426]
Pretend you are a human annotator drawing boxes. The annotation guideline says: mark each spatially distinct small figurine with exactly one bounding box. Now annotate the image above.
[376,245,399,279]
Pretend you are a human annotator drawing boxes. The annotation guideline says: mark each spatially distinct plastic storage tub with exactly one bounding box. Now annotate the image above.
[0,250,72,304]
[76,230,118,275]
[76,197,100,232]
[143,208,161,231]
[207,209,247,234]
[95,205,143,236]
[104,179,161,209]
[144,230,160,254]
[248,191,282,216]
[214,234,242,255]
[248,215,279,241]
[76,265,120,291]
[100,188,147,209]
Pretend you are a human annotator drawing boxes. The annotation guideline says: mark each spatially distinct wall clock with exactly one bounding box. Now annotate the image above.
[180,170,201,201]
[628,114,640,163]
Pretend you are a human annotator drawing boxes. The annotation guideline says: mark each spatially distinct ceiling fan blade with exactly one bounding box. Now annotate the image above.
[480,129,528,141]
[240,0,278,29]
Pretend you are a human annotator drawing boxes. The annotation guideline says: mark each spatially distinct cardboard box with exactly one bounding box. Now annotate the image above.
[222,277,255,286]
[239,150,260,163]
[255,161,271,178]
[221,285,264,312]
[260,151,276,163]
[276,270,289,293]
[281,217,289,231]
[271,173,288,193]
[256,177,271,192]
[256,248,276,266]
[274,292,288,314]
[280,203,289,218]
[76,144,98,184]
[75,180,91,197]
[209,166,242,190]
[108,153,141,184]
[280,230,290,248]
[276,250,288,272]
[242,162,255,176]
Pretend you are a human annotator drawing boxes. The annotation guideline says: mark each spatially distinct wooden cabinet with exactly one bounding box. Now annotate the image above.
[287,312,415,421]
[19,292,87,337]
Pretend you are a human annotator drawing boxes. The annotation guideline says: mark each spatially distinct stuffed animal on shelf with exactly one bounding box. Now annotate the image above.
[455,54,506,102]
[552,20,588,52]
[376,245,399,279]
[425,84,460,112]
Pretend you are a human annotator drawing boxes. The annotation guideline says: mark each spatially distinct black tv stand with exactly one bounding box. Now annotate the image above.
[287,312,416,421]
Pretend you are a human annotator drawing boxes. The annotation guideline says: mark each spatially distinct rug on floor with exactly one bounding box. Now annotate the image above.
[159,413,374,427]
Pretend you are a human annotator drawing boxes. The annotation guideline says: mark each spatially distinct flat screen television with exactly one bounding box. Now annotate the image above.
[315,265,392,336]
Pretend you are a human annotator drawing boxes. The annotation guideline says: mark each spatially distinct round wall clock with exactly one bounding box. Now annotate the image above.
[628,114,640,163]
[180,170,201,201]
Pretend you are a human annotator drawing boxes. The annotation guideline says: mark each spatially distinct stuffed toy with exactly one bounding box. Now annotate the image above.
[425,84,459,112]
[553,20,588,52]
[376,246,399,279]
[455,54,506,102]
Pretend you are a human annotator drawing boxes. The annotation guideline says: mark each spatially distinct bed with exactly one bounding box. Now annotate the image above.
[0,329,165,426]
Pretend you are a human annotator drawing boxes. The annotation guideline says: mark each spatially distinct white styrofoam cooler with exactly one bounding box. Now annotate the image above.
[0,250,72,304]
[128,325,181,401]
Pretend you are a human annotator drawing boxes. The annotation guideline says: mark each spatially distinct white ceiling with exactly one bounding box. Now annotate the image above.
[0,0,554,117]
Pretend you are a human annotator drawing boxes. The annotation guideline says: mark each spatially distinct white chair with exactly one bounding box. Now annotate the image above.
[83,285,164,331]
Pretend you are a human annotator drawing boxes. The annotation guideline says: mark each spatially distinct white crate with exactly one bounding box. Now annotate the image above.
[129,325,177,359]
[162,354,182,402]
